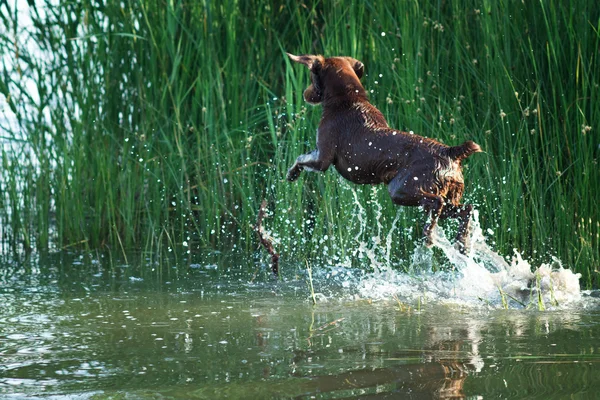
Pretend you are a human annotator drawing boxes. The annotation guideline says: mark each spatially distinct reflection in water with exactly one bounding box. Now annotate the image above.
[0,252,599,399]
[292,360,469,399]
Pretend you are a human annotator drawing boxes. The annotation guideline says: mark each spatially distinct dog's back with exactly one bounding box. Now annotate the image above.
[286,53,481,252]
[327,98,478,200]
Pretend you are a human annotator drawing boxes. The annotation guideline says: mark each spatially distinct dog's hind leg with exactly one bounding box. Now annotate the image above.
[419,193,445,247]
[388,173,444,247]
[440,204,473,254]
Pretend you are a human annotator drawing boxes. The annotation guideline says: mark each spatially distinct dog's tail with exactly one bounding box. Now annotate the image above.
[445,140,482,161]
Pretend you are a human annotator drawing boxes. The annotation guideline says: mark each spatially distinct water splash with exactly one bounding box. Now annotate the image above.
[350,186,402,273]
[351,187,384,273]
[315,210,583,309]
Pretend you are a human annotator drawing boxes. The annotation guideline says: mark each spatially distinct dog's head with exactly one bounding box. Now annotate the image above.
[287,53,365,105]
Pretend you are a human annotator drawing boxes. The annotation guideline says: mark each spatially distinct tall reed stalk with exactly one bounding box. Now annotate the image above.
[0,1,598,286]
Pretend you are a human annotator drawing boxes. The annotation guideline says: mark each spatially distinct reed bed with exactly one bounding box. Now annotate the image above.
[0,1,598,286]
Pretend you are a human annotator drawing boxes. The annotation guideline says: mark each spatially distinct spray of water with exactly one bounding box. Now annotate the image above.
[316,209,583,309]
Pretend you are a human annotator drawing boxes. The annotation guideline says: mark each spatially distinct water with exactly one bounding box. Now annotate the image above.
[2,239,600,400]
[348,211,584,310]
[0,214,598,399]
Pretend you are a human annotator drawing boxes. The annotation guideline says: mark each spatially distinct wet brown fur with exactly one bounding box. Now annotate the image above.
[286,53,482,252]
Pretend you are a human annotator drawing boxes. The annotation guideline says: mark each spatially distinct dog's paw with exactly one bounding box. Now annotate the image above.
[454,239,470,256]
[286,166,302,181]
[423,235,434,248]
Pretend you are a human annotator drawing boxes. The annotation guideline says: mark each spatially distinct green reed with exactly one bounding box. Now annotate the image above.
[0,1,598,286]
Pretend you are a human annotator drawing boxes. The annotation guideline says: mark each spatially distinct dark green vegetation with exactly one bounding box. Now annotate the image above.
[1,1,598,285]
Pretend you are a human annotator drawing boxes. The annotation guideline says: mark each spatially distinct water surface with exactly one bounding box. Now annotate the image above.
[1,250,600,399]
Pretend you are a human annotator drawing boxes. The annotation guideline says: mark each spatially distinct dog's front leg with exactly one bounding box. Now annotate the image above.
[286,150,318,181]
[286,158,305,182]
[286,150,331,181]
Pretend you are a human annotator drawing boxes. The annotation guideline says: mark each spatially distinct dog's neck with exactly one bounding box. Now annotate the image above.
[322,81,368,108]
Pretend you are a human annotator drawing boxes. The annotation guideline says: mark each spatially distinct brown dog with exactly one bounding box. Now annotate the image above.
[286,53,482,253]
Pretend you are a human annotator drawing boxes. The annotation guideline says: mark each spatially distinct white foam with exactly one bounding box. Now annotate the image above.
[316,211,584,309]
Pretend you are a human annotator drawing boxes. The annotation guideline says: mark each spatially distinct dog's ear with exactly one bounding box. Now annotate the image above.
[344,57,364,79]
[286,53,322,71]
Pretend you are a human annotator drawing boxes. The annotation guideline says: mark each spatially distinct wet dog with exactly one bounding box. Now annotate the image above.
[286,53,481,253]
